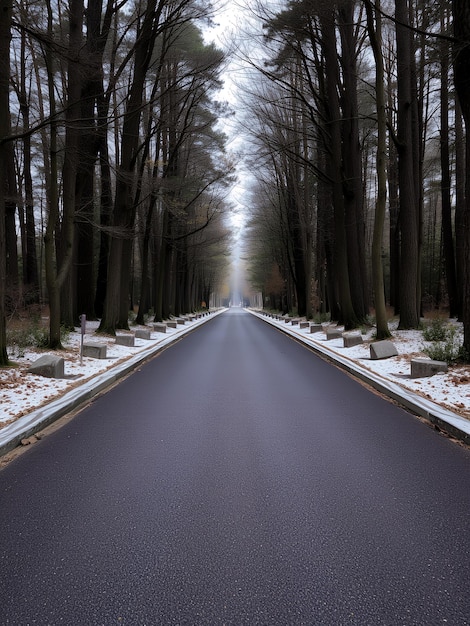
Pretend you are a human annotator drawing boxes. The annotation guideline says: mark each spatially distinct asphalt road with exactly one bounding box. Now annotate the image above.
[0,308,469,626]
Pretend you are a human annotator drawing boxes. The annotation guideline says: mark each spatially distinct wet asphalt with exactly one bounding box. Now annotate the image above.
[0,308,469,625]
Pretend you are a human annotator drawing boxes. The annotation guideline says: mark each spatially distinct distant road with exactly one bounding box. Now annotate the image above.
[1,308,469,625]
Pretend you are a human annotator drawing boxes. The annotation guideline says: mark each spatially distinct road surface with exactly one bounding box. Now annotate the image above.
[0,308,469,625]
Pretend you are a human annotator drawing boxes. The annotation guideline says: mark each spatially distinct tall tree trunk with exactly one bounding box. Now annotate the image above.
[301,111,314,320]
[321,8,358,329]
[154,209,168,322]
[386,51,400,314]
[52,0,83,341]
[365,0,391,339]
[396,0,420,329]
[284,168,307,317]
[18,28,39,301]
[100,0,162,333]
[0,0,12,364]
[75,0,115,321]
[4,140,18,307]
[43,0,61,348]
[440,5,459,318]
[135,203,154,325]
[94,94,114,319]
[453,0,470,355]
[454,98,465,320]
[339,0,368,322]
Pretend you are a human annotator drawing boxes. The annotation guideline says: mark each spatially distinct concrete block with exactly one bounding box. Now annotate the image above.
[343,332,363,348]
[299,321,310,329]
[115,334,135,347]
[411,358,448,378]
[153,323,167,333]
[83,342,107,359]
[175,318,186,325]
[309,324,323,333]
[135,329,151,340]
[166,321,177,329]
[325,328,343,340]
[370,340,398,360]
[28,354,65,378]
[291,319,300,326]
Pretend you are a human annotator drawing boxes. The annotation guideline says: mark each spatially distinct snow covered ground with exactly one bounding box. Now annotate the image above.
[251,310,470,441]
[0,309,469,454]
[0,313,224,452]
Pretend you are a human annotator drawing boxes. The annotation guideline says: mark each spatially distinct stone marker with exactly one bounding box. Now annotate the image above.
[325,327,343,340]
[153,323,167,333]
[343,332,363,348]
[116,334,135,347]
[83,342,107,359]
[28,354,65,378]
[309,324,323,333]
[370,340,398,360]
[411,358,448,378]
[135,329,151,340]
[21,435,41,446]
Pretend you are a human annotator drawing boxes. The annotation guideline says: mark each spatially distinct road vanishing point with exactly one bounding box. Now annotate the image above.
[0,308,469,625]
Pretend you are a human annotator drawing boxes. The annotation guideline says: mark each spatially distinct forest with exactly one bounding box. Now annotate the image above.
[0,0,470,365]
[0,0,237,366]
[239,0,470,356]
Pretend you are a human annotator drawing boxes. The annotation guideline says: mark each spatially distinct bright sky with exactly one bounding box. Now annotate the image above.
[203,0,257,235]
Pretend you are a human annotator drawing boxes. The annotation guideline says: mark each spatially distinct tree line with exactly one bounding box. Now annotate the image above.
[0,0,233,365]
[2,0,470,365]
[240,0,470,356]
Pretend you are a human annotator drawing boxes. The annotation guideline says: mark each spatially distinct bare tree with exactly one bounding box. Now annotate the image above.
[13,13,39,302]
[439,3,459,318]
[365,0,391,339]
[0,0,12,364]
[43,0,83,348]
[395,0,421,329]
[99,0,194,333]
[453,0,470,356]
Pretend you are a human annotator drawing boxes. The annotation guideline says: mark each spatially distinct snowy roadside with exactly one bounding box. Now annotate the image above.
[248,309,470,444]
[0,311,224,455]
[1,307,469,457]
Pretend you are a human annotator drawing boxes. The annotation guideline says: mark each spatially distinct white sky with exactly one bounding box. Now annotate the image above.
[203,0,258,234]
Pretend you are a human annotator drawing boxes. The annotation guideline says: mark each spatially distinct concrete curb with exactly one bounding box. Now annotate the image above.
[249,309,470,446]
[0,310,225,457]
